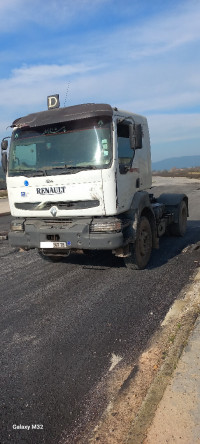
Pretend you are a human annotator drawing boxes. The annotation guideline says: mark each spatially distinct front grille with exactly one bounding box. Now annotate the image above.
[41,219,73,228]
[15,200,100,211]
[25,218,74,230]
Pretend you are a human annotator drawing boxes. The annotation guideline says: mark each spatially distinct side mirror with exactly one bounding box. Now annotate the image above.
[1,139,8,151]
[129,124,143,149]
[1,152,7,173]
[135,124,142,149]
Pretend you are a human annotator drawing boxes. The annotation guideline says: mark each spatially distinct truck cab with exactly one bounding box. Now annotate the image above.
[1,97,188,269]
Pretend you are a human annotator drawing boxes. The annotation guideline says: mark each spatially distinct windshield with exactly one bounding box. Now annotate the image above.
[8,117,112,176]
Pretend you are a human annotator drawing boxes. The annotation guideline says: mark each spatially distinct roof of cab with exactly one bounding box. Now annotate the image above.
[11,103,113,128]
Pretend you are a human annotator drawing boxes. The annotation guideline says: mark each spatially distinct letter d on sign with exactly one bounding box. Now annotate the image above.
[47,94,60,109]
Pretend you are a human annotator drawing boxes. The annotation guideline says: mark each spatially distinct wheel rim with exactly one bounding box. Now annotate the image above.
[139,228,151,257]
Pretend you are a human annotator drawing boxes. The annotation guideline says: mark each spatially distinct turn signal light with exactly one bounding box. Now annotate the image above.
[90,219,122,233]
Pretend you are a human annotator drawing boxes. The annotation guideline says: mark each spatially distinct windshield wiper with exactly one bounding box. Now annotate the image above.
[47,165,98,174]
[9,169,47,176]
[32,169,48,176]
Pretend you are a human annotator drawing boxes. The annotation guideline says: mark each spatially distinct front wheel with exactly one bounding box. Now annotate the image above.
[124,216,152,270]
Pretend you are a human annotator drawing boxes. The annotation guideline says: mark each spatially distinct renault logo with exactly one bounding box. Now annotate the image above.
[50,206,57,217]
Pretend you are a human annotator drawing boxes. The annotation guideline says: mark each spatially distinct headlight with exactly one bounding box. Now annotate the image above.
[10,220,25,231]
[90,218,122,233]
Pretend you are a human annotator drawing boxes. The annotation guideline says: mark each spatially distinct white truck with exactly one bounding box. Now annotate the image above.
[1,96,188,269]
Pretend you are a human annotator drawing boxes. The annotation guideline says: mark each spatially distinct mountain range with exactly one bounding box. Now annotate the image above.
[152,155,200,171]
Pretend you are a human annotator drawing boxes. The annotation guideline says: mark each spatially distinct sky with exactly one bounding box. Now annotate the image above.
[0,0,200,162]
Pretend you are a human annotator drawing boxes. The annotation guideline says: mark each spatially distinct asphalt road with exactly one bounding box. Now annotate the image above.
[1,178,200,444]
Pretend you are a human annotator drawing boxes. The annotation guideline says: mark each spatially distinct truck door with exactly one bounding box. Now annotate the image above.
[116,121,139,212]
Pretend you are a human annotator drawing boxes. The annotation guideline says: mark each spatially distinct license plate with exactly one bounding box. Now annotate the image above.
[40,241,67,249]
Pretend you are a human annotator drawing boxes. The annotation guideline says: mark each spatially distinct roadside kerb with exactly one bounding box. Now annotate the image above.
[0,212,10,217]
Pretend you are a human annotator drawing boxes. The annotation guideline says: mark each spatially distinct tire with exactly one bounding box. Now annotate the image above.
[169,200,187,237]
[124,216,152,270]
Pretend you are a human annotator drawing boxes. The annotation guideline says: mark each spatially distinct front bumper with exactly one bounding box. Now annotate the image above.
[8,217,128,251]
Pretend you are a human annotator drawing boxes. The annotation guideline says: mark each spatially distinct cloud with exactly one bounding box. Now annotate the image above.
[2,0,200,51]
[0,0,200,162]
[64,0,200,64]
[0,57,200,126]
[1,1,200,70]
[0,63,102,109]
[0,0,112,31]
[149,114,200,144]
[128,1,200,59]
[11,63,100,84]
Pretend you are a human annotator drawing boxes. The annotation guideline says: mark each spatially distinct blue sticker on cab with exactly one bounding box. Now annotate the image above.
[24,180,29,187]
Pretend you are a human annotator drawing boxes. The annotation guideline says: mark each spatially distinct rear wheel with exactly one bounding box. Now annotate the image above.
[124,216,152,270]
[169,200,187,236]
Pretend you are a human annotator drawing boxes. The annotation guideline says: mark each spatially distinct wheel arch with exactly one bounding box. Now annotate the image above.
[157,193,189,222]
